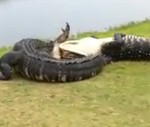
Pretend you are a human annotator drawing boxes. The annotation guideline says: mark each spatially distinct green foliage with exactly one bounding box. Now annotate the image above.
[77,18,150,39]
[0,47,12,56]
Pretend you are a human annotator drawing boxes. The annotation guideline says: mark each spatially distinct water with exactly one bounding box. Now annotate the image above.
[0,0,150,46]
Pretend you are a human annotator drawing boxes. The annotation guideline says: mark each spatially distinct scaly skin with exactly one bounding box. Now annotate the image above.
[0,22,110,82]
[14,39,106,82]
[102,33,150,61]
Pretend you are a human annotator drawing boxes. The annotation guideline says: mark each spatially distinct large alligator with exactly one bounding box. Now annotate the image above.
[0,23,111,82]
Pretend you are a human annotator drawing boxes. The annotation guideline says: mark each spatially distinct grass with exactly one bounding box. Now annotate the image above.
[0,19,150,127]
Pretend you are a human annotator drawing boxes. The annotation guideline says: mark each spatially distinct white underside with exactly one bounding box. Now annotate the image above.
[59,37,114,56]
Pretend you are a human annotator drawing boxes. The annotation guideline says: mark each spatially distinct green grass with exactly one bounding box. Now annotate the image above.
[77,18,150,39]
[0,19,150,127]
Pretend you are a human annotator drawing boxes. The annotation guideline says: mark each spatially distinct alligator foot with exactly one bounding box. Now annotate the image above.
[52,22,70,59]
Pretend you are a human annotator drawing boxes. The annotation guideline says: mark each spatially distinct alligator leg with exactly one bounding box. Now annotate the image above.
[52,22,70,59]
[54,22,70,44]
[0,51,22,80]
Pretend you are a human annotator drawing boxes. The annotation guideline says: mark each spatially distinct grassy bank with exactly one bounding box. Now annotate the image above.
[77,18,150,39]
[0,19,150,127]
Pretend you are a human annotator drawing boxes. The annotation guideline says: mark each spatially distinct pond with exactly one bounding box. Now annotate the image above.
[0,0,150,46]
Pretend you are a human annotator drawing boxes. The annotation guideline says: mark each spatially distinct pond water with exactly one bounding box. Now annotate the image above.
[0,0,150,46]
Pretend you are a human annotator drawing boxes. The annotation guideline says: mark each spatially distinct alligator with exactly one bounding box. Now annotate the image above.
[0,23,112,82]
